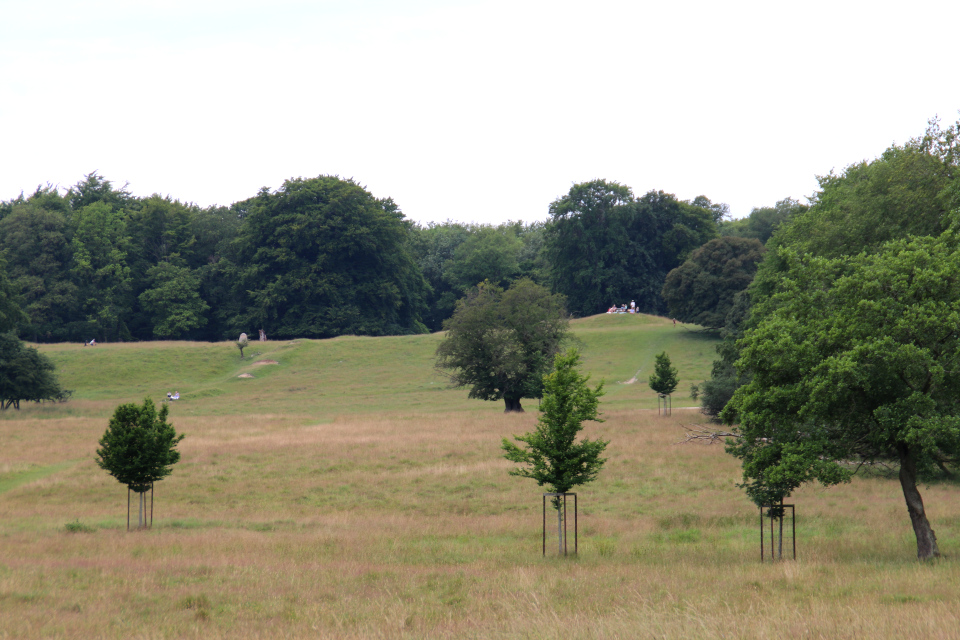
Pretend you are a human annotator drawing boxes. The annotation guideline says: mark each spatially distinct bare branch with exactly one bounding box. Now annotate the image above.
[676,423,740,445]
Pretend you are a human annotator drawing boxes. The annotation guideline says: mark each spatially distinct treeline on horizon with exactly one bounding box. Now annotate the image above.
[0,171,801,344]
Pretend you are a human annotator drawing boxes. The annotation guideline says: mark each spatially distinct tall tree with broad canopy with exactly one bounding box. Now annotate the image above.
[435,278,568,412]
[723,230,960,560]
[502,349,607,552]
[137,259,209,338]
[661,236,765,330]
[545,180,718,317]
[96,398,184,529]
[229,176,428,338]
[700,117,960,422]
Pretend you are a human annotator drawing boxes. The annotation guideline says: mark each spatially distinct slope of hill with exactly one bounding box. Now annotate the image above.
[29,314,717,418]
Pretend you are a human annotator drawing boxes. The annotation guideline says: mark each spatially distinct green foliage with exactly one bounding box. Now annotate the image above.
[0,256,28,333]
[443,226,522,292]
[137,259,209,338]
[545,180,718,317]
[725,232,960,557]
[501,349,607,498]
[0,332,71,410]
[64,520,95,533]
[435,278,568,412]
[70,201,134,341]
[95,398,184,492]
[719,198,805,244]
[229,176,428,338]
[661,236,764,329]
[648,352,678,396]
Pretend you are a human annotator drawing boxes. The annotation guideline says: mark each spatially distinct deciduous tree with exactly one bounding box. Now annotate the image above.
[435,278,568,412]
[96,398,184,528]
[0,332,70,410]
[661,237,764,330]
[724,231,960,560]
[502,349,607,552]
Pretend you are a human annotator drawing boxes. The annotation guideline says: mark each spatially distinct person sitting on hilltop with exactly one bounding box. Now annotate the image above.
[171,391,180,401]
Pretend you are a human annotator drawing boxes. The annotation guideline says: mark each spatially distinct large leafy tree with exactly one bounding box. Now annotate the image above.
[70,201,133,341]
[435,278,568,412]
[0,332,70,410]
[661,236,765,329]
[701,117,960,422]
[545,180,718,317]
[443,225,522,293]
[724,231,960,559]
[230,176,428,338]
[0,203,78,341]
[137,259,209,338]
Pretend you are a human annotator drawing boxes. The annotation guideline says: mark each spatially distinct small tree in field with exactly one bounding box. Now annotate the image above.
[236,334,249,359]
[502,349,607,553]
[96,398,184,529]
[649,352,679,414]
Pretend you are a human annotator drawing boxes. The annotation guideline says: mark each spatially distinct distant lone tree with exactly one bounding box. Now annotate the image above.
[502,349,607,552]
[96,398,184,529]
[649,352,679,416]
[0,332,71,410]
[649,351,679,396]
[435,278,568,412]
[236,333,249,359]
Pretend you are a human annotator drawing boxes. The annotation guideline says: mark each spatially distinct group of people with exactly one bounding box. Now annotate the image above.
[607,300,638,314]
[166,391,180,401]
[83,339,97,346]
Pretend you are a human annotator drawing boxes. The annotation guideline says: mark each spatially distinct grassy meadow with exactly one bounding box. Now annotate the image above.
[3,314,960,638]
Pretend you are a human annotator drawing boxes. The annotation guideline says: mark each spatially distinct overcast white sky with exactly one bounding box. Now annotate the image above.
[2,0,958,225]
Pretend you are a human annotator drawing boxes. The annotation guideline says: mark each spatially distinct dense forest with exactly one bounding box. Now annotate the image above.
[1,173,777,343]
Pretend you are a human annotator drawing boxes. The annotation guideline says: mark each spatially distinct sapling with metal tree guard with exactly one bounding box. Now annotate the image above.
[96,398,184,530]
[649,351,679,415]
[502,349,607,554]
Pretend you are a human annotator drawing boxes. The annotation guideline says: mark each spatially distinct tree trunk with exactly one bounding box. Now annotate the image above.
[557,503,563,554]
[503,397,524,413]
[898,445,940,560]
[777,499,784,560]
[138,491,145,529]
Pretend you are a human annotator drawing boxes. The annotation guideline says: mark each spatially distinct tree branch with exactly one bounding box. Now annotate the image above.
[676,423,740,445]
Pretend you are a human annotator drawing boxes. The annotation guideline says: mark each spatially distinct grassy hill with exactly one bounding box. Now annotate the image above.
[29,313,717,418]
[4,316,960,639]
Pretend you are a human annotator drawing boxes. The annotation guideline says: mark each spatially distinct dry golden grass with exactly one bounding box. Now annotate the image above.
[4,404,960,639]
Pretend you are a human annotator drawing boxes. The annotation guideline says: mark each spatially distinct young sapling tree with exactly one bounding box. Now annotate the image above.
[237,333,249,359]
[502,349,607,553]
[649,351,679,414]
[96,398,184,529]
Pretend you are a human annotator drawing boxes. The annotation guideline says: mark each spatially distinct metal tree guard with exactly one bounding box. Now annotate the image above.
[126,483,154,531]
[543,492,577,556]
[759,500,795,561]
[657,393,672,416]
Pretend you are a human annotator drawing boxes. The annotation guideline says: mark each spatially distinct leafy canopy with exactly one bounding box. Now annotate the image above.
[661,236,764,330]
[96,398,184,492]
[502,349,607,496]
[723,231,960,557]
[0,332,70,410]
[435,278,568,412]
[648,352,679,396]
